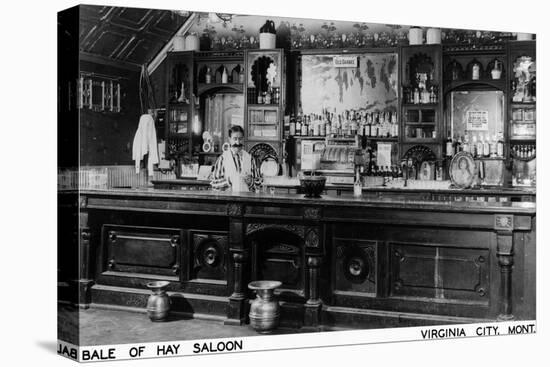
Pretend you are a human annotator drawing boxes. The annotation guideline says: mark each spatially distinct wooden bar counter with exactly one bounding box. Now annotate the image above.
[61,188,536,330]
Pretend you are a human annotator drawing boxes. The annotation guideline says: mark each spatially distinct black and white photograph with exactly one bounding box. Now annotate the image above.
[4,0,547,366]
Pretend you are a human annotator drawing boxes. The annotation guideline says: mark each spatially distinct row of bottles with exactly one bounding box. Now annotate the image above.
[256,85,281,104]
[204,65,244,84]
[445,133,505,158]
[288,109,398,138]
[511,144,536,159]
[403,85,439,104]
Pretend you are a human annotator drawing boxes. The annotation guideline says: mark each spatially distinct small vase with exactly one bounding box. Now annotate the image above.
[490,59,503,80]
[146,281,171,322]
[248,280,282,334]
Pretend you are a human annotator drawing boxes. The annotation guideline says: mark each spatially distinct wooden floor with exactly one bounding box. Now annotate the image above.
[58,303,319,346]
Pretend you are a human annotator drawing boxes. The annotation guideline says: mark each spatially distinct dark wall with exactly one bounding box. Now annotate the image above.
[79,60,141,166]
[150,60,167,109]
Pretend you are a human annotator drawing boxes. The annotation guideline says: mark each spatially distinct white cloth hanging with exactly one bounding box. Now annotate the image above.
[132,114,159,176]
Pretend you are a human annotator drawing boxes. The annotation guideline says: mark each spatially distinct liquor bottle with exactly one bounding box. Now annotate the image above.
[445,134,453,157]
[257,91,264,104]
[221,66,228,84]
[497,131,504,157]
[350,113,358,136]
[422,87,430,104]
[482,134,490,157]
[289,114,296,136]
[475,135,483,158]
[462,134,470,154]
[354,169,362,197]
[295,114,302,136]
[302,115,309,136]
[205,67,212,84]
[489,134,497,157]
[430,86,436,104]
[238,67,245,84]
[470,58,481,80]
[414,88,420,104]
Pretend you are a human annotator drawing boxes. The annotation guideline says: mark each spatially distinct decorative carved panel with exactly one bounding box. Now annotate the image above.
[303,207,322,220]
[495,215,514,231]
[246,223,305,239]
[227,203,244,217]
[334,239,377,295]
[189,231,228,282]
[305,228,320,248]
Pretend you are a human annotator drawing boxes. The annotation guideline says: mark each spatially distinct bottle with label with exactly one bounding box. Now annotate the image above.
[289,114,296,136]
[205,67,212,84]
[354,169,362,197]
[413,88,420,104]
[257,91,264,104]
[295,114,302,136]
[301,115,308,136]
[221,66,228,84]
[445,135,453,157]
[482,134,490,157]
[475,135,483,158]
[497,132,504,157]
[430,86,437,103]
[238,67,245,84]
[489,134,497,157]
[463,134,470,155]
[470,58,482,80]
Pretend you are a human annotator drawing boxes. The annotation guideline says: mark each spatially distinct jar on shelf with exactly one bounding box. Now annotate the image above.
[447,59,463,81]
[467,58,483,80]
[408,27,423,45]
[489,58,503,80]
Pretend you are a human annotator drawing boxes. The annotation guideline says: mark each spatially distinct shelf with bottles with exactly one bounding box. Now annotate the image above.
[510,143,535,161]
[402,107,438,141]
[448,132,506,160]
[402,45,442,116]
[196,63,245,96]
[247,111,279,139]
[288,109,398,140]
[442,54,506,94]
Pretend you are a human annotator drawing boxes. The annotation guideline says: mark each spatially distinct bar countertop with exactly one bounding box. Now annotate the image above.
[78,187,536,215]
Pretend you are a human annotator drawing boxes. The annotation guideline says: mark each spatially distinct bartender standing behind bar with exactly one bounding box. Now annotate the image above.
[211,125,262,192]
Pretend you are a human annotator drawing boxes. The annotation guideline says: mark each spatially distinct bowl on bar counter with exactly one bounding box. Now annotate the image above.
[298,171,327,198]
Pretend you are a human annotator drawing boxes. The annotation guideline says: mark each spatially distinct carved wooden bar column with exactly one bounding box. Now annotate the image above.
[225,203,248,325]
[303,207,324,328]
[495,214,515,320]
[77,195,94,309]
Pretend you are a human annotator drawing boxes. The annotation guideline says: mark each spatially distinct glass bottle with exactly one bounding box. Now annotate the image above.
[205,67,212,84]
[489,134,497,157]
[462,134,470,155]
[446,134,453,157]
[482,134,490,157]
[475,135,483,158]
[354,169,362,197]
[295,114,302,136]
[497,132,504,157]
[470,58,482,80]
[221,66,228,84]
[289,114,296,136]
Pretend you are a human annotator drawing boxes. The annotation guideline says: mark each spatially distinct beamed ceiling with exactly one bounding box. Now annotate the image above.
[79,4,189,66]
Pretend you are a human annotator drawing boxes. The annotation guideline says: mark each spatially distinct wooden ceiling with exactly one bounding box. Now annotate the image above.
[79,5,189,66]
